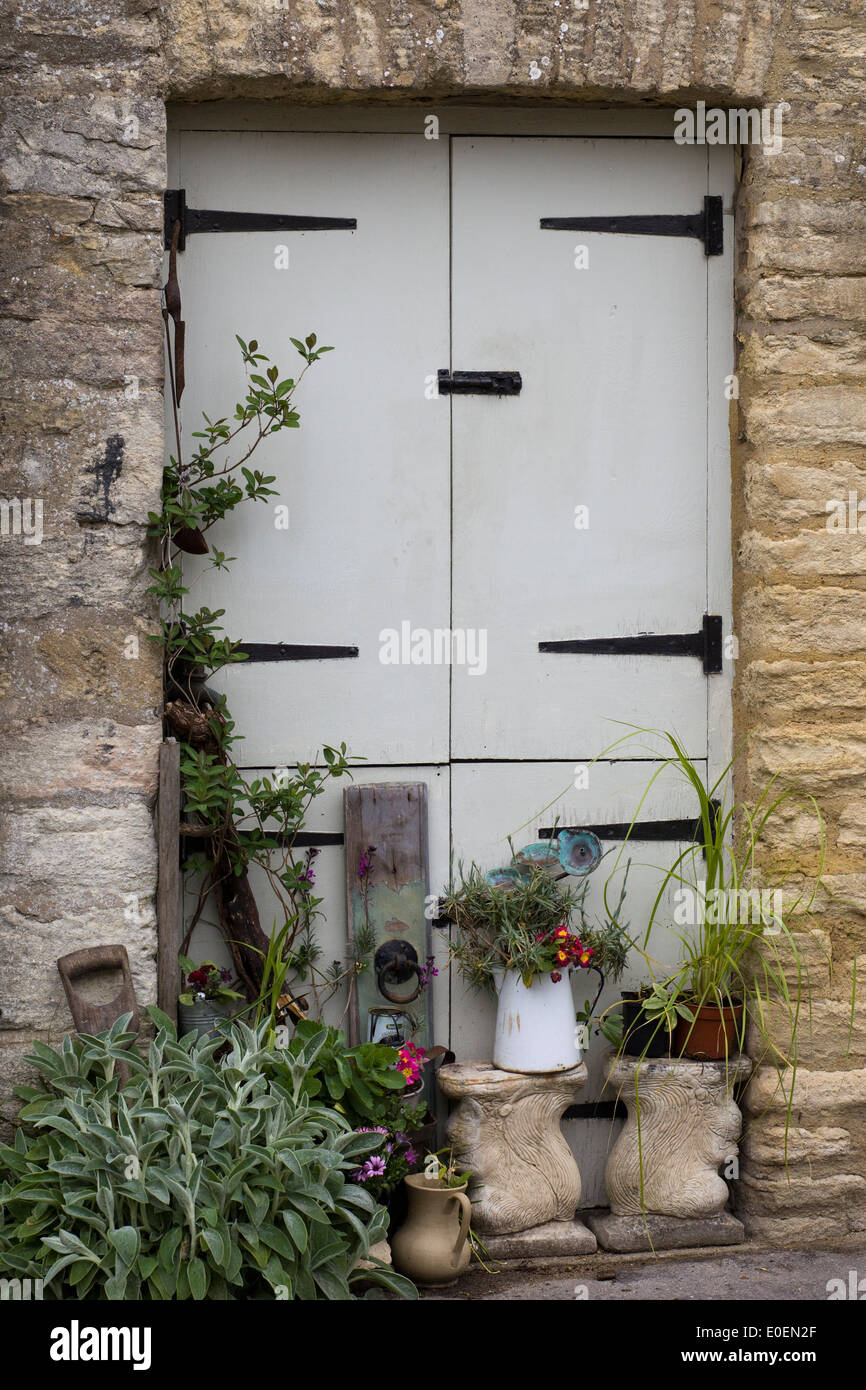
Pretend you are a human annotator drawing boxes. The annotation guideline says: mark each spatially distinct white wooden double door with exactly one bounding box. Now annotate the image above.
[174,128,733,1204]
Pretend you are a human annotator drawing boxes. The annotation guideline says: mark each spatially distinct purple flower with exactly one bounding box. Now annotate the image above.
[404,1148,419,1169]
[418,954,440,987]
[358,846,377,879]
[362,1156,386,1179]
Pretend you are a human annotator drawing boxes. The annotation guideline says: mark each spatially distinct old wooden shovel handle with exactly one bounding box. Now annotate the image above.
[56,945,140,1036]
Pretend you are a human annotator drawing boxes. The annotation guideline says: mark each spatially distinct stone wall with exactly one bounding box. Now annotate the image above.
[0,2,167,1101]
[1,0,865,1241]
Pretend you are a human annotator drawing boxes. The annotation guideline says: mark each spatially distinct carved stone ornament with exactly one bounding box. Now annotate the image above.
[604,1053,752,1218]
[438,1060,587,1235]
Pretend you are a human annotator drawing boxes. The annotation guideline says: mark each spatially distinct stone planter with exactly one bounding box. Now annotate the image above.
[600,1052,752,1222]
[439,1060,589,1235]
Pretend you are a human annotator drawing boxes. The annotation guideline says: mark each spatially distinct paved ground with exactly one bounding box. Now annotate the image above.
[423,1242,866,1300]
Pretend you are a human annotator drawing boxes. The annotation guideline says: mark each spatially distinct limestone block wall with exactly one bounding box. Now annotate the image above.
[0,3,167,1104]
[1,0,865,1241]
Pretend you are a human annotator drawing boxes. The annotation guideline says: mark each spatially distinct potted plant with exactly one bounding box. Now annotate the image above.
[440,836,603,1073]
[620,980,694,1057]
[177,956,243,1038]
[610,730,824,1068]
[391,1150,473,1287]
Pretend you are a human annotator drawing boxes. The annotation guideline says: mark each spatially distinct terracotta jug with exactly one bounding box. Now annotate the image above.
[391,1174,472,1287]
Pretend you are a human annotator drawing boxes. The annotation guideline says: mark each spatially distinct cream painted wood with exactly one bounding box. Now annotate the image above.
[451,137,716,760]
[169,105,681,138]
[171,124,735,1205]
[173,132,451,766]
[707,142,737,789]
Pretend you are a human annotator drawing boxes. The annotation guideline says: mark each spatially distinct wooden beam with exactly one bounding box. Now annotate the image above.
[344,782,430,1047]
[157,739,181,1024]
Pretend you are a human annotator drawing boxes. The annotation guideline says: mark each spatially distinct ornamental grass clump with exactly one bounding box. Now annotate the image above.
[0,1013,416,1301]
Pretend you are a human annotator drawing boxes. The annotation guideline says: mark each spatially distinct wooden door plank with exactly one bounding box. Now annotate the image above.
[157,739,181,1024]
[344,782,430,1047]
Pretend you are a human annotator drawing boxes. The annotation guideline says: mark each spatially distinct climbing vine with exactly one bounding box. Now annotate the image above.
[149,329,362,1016]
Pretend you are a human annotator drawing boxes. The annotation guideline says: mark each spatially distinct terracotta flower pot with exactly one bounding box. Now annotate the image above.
[673,1002,743,1060]
[391,1175,472,1287]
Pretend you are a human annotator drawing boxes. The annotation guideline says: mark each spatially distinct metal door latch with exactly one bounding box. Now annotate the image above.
[437,369,522,396]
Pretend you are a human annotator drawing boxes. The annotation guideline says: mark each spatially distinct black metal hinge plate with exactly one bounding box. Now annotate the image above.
[538,803,722,844]
[438,369,522,396]
[164,189,357,251]
[540,195,724,256]
[235,643,359,661]
[539,613,723,675]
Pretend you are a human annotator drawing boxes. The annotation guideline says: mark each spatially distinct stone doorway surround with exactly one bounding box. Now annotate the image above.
[1,0,865,1245]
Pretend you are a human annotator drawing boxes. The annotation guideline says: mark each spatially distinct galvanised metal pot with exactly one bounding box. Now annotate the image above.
[177,998,235,1040]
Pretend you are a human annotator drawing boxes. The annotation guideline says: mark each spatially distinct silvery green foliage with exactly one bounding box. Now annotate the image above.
[0,1011,416,1301]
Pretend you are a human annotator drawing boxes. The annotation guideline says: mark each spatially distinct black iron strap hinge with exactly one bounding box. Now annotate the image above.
[539,613,723,675]
[538,802,722,845]
[540,195,724,257]
[164,189,357,251]
[437,369,522,396]
[235,642,359,662]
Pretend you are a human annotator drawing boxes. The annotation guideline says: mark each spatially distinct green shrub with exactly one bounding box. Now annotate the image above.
[0,1012,416,1301]
[282,1020,424,1131]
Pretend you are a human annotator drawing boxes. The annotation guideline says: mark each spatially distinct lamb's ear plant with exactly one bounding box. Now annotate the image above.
[0,1012,416,1301]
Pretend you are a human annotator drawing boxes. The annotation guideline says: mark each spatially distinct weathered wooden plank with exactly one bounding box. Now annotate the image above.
[157,739,182,1024]
[344,783,430,1048]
